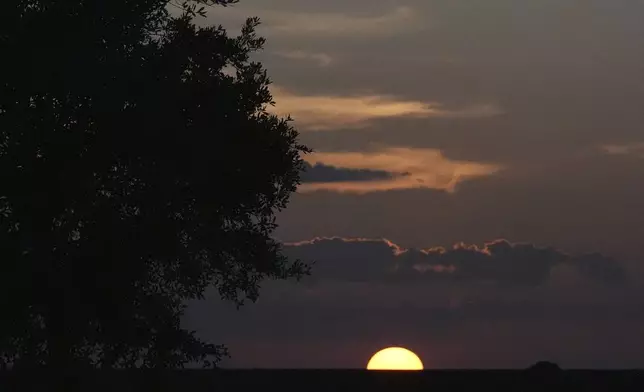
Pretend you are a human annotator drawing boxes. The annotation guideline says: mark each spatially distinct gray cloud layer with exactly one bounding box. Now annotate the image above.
[183,237,641,369]
[285,237,625,286]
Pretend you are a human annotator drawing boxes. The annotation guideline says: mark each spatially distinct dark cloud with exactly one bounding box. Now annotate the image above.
[573,253,627,285]
[284,237,625,287]
[300,162,406,183]
[183,236,643,369]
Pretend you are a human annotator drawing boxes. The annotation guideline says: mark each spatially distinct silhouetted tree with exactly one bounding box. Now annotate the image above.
[0,0,309,370]
[527,361,562,372]
[526,361,563,380]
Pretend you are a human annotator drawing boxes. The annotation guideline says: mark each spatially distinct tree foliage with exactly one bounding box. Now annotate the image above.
[0,0,310,369]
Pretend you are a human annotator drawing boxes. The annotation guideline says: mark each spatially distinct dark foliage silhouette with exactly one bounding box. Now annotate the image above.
[0,0,309,370]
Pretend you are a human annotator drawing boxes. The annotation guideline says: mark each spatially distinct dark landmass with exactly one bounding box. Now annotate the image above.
[2,369,643,391]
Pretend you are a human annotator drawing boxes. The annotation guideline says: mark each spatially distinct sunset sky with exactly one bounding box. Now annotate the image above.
[184,0,644,369]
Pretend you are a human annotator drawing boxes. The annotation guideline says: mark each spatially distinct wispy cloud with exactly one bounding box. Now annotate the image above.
[276,50,333,67]
[204,5,423,37]
[600,143,644,157]
[270,87,504,131]
[298,147,502,193]
[262,6,421,37]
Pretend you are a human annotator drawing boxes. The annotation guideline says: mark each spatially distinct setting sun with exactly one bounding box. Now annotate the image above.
[366,347,424,370]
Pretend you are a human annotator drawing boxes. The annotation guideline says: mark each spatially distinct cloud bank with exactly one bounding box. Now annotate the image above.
[184,236,641,369]
[284,237,625,286]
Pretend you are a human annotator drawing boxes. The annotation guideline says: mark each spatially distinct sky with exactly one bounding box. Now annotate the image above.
[183,0,644,369]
